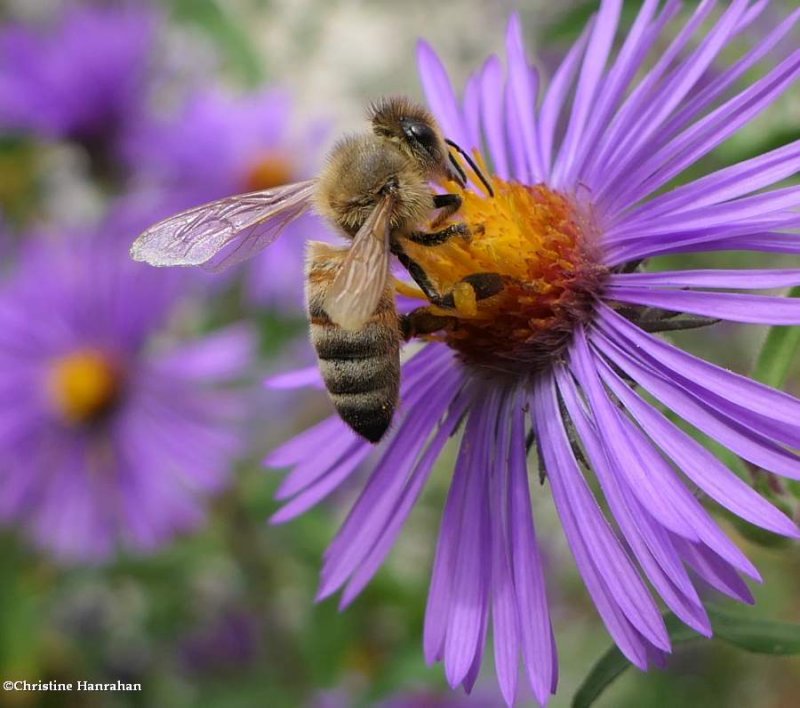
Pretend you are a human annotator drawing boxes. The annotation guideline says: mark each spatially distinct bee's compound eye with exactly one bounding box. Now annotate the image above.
[401,119,438,151]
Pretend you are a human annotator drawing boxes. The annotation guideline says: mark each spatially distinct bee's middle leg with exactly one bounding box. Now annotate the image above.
[407,222,470,246]
[430,193,462,227]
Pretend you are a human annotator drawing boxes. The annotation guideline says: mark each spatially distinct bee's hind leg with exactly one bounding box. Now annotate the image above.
[446,273,505,307]
[394,247,504,309]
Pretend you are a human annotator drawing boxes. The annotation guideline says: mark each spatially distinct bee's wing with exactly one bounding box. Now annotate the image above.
[130,180,317,271]
[324,196,393,331]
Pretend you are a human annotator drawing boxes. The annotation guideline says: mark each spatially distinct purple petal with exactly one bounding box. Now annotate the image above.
[597,359,799,538]
[601,0,750,193]
[319,365,464,599]
[618,409,758,578]
[598,304,800,443]
[623,139,800,224]
[588,0,717,185]
[490,394,520,707]
[264,416,351,468]
[274,429,365,500]
[479,55,510,180]
[552,0,622,187]
[417,41,467,148]
[270,444,372,525]
[443,391,495,687]
[573,331,759,578]
[672,536,755,604]
[507,391,557,702]
[265,365,324,390]
[156,324,255,381]
[557,368,711,636]
[644,1,799,159]
[424,433,467,664]
[605,47,800,214]
[538,19,592,173]
[569,330,699,539]
[593,307,800,479]
[687,232,800,255]
[607,186,800,246]
[462,69,482,153]
[606,285,800,325]
[569,0,666,185]
[532,372,669,660]
[609,268,800,289]
[505,74,529,183]
[505,14,545,182]
[339,387,470,607]
[605,215,800,265]
[462,598,489,695]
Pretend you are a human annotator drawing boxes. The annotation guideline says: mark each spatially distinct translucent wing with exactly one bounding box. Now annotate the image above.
[130,180,316,271]
[324,196,393,331]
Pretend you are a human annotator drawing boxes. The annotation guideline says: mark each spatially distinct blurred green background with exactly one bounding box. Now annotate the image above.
[0,1,799,706]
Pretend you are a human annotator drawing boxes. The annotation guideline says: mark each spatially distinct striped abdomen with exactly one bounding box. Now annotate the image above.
[306,242,400,443]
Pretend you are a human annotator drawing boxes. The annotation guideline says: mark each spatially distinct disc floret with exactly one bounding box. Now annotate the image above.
[405,174,607,375]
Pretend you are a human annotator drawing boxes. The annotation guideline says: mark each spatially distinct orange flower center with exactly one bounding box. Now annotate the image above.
[404,173,607,376]
[243,153,296,192]
[48,349,120,424]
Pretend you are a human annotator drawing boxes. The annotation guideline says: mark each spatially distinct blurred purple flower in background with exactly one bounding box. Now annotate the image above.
[127,87,332,309]
[267,2,800,705]
[0,4,155,151]
[315,687,502,708]
[179,607,262,675]
[0,221,254,562]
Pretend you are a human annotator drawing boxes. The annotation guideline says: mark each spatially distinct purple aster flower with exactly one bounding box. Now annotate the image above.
[179,607,262,675]
[126,87,332,309]
[0,4,155,149]
[0,223,254,563]
[266,2,800,705]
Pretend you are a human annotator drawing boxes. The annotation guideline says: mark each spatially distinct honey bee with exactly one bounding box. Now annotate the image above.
[131,96,500,442]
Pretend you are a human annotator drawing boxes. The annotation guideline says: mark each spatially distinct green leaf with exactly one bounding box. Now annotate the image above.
[752,286,800,389]
[0,537,45,676]
[572,614,699,708]
[707,606,800,655]
[572,607,800,707]
[726,513,794,548]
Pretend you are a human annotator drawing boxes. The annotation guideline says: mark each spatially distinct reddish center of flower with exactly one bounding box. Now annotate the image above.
[48,349,121,425]
[403,176,607,376]
[243,153,296,192]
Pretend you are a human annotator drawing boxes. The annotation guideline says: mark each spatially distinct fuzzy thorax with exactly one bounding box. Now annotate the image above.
[48,349,121,424]
[404,175,607,376]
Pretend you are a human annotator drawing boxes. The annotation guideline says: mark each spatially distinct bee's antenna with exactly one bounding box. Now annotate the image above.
[445,138,494,197]
[447,152,467,187]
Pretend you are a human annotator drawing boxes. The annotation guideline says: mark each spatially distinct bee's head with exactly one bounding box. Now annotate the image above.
[369,96,465,187]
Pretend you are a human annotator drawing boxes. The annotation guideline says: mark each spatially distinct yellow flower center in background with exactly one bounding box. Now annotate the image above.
[48,349,120,425]
[405,175,607,376]
[243,152,295,192]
